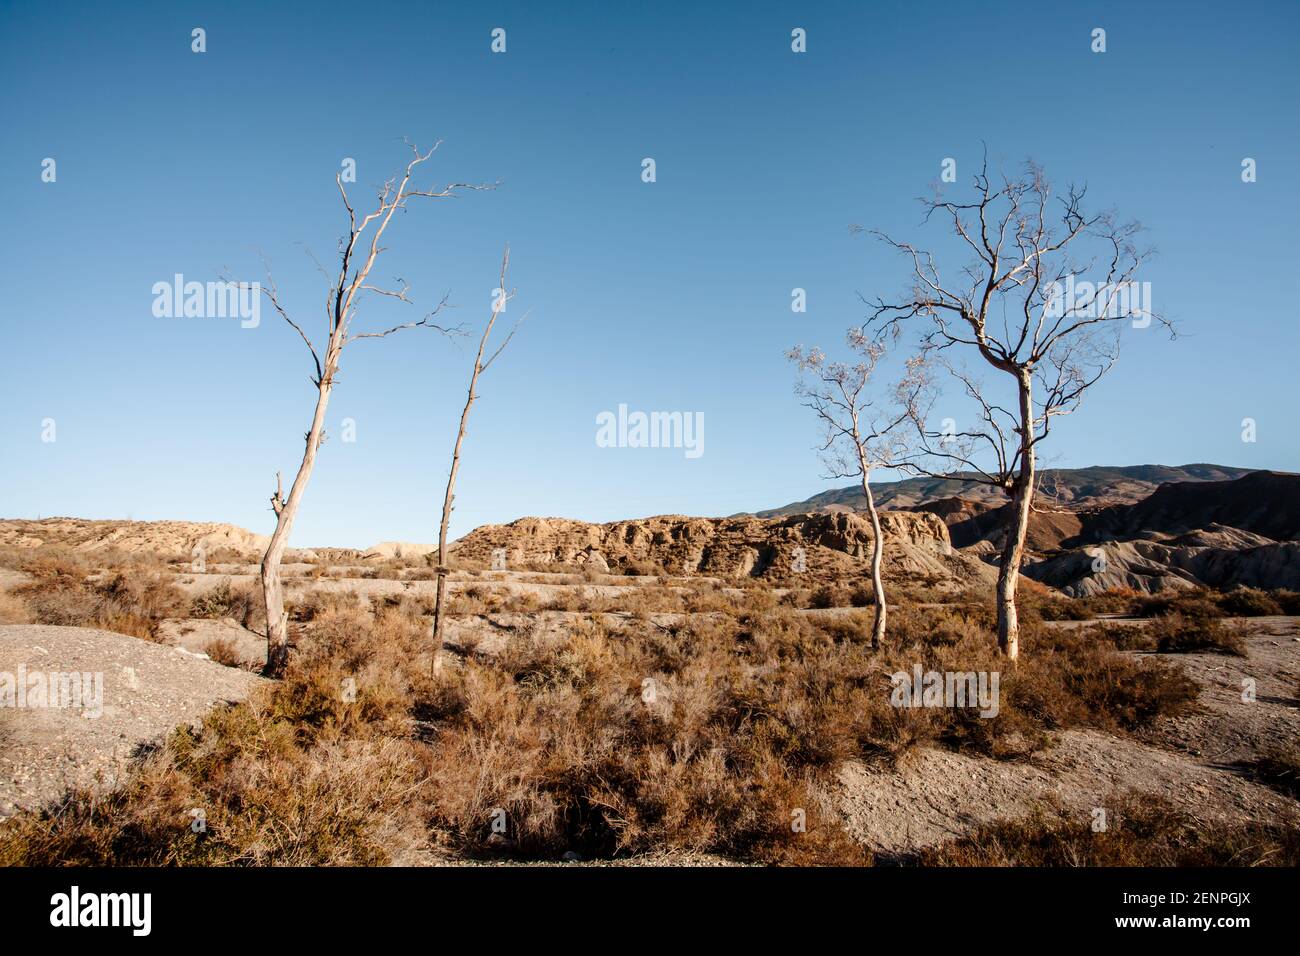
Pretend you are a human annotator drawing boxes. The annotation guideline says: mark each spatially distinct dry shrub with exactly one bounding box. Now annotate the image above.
[0,576,1206,867]
[0,728,431,866]
[288,588,363,624]
[0,588,32,624]
[418,597,1196,860]
[807,585,849,609]
[202,636,243,667]
[15,559,187,640]
[422,609,879,861]
[1039,586,1294,622]
[1078,620,1155,652]
[1148,612,1247,656]
[1027,587,1140,621]
[921,792,1300,866]
[848,585,876,608]
[1134,589,1224,620]
[1217,587,1283,617]
[0,604,438,867]
[190,578,263,630]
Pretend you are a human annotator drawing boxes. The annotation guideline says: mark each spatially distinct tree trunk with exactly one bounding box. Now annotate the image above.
[260,369,334,678]
[995,371,1035,661]
[431,375,478,656]
[431,295,502,659]
[861,474,887,649]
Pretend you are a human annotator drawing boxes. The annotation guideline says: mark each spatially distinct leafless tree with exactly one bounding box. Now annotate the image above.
[866,156,1169,660]
[430,245,523,659]
[256,141,490,677]
[787,332,916,648]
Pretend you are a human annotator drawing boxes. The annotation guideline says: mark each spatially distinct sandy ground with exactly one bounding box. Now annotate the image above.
[0,624,266,819]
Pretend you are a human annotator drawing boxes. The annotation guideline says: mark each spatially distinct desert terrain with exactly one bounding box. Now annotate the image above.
[0,466,1297,866]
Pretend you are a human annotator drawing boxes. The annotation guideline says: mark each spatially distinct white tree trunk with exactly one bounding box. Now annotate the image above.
[862,475,887,648]
[995,372,1035,661]
[260,369,334,677]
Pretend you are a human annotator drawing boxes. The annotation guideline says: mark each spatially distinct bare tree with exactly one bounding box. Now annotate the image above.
[430,245,523,659]
[866,156,1168,659]
[787,331,915,648]
[256,141,490,677]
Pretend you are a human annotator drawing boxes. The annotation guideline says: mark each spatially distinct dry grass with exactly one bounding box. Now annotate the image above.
[418,598,1198,856]
[0,570,1205,866]
[13,554,187,640]
[921,792,1300,866]
[0,587,32,624]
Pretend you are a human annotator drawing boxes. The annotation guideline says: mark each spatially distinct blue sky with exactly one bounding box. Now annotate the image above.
[2,0,1297,547]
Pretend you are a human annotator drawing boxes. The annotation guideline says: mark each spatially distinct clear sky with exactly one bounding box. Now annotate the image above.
[2,0,1297,547]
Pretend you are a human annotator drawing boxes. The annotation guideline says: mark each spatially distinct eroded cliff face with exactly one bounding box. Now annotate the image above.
[449,510,992,587]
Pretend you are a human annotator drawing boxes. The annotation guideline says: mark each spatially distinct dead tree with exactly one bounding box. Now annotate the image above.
[257,141,489,678]
[867,157,1168,659]
[787,331,915,648]
[430,245,523,659]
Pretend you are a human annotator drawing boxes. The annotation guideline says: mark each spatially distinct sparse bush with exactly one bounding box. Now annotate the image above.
[0,588,32,624]
[15,561,187,640]
[1134,589,1224,621]
[848,585,875,608]
[202,636,243,667]
[1218,587,1283,617]
[807,585,849,609]
[190,578,260,627]
[1273,590,1300,615]
[920,793,1300,866]
[1032,598,1093,621]
[1148,612,1247,656]
[1080,621,1155,652]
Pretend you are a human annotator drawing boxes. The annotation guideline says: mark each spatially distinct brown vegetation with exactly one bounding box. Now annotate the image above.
[0,569,1202,866]
[921,792,1299,866]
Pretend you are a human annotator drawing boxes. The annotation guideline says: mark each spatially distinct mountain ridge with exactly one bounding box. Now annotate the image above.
[748,463,1258,518]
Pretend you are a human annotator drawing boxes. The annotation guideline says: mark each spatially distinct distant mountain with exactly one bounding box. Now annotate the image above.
[750,464,1257,518]
[1083,470,1300,543]
[1022,471,1300,595]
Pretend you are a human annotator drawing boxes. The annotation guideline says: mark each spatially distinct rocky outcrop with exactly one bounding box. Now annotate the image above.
[450,510,990,587]
[912,497,1084,551]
